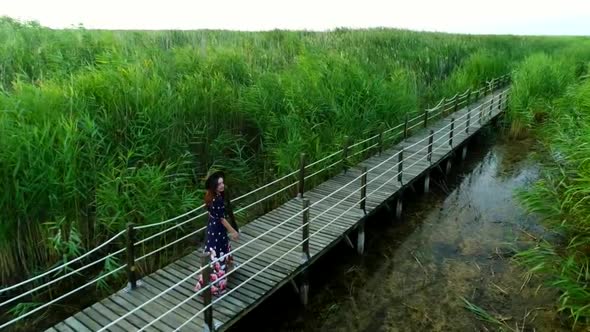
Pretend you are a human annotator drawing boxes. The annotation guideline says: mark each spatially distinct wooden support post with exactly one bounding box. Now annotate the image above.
[445,159,452,176]
[299,271,309,306]
[466,107,471,134]
[427,130,434,163]
[403,114,409,139]
[395,194,403,220]
[397,148,404,183]
[423,108,429,128]
[342,136,350,174]
[449,117,455,146]
[201,252,214,331]
[424,171,431,193]
[343,235,354,249]
[298,153,306,198]
[125,223,137,290]
[357,220,365,255]
[461,146,468,161]
[302,199,310,261]
[360,167,367,214]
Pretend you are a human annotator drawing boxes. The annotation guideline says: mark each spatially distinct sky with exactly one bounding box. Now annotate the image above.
[1,0,590,35]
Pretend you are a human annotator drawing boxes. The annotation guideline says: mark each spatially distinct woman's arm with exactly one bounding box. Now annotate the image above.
[220,218,239,240]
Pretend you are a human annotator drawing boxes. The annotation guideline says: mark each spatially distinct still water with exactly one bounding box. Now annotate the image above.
[231,132,566,332]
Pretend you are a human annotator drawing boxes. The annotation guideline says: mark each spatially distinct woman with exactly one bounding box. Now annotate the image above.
[194,171,239,295]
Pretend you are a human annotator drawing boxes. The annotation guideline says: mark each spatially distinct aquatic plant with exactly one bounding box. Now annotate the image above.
[512,59,590,328]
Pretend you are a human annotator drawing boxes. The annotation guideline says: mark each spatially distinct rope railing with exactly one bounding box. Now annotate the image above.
[130,85,510,332]
[96,107,458,331]
[0,76,510,331]
[169,88,519,324]
[0,229,127,295]
[128,129,439,332]
[154,103,491,330]
[0,264,127,330]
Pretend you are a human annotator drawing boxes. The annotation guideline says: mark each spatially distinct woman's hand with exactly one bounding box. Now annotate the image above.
[230,231,239,241]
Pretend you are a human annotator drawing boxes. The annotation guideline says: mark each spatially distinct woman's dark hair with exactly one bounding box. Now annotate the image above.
[204,171,224,207]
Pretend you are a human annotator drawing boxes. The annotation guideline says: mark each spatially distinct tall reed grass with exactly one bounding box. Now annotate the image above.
[1,17,589,327]
[509,49,590,328]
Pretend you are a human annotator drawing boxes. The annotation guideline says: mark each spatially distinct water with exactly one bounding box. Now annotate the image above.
[231,133,567,332]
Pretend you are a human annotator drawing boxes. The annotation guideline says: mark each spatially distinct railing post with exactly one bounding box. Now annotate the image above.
[466,107,471,134]
[403,114,409,139]
[342,136,350,173]
[423,108,429,128]
[453,95,458,113]
[449,117,455,146]
[302,199,310,261]
[298,153,306,198]
[201,252,214,331]
[479,101,484,124]
[360,166,367,214]
[397,148,404,183]
[489,95,494,118]
[427,130,434,163]
[126,223,137,290]
[467,88,471,105]
[378,125,384,156]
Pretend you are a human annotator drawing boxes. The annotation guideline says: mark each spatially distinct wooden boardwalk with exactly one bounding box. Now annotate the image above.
[46,88,508,332]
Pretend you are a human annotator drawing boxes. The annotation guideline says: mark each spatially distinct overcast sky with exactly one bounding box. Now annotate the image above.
[1,0,590,35]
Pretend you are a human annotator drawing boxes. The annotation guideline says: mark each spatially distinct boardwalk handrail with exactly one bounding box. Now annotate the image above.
[95,85,511,332]
[0,74,510,330]
[135,86,512,332]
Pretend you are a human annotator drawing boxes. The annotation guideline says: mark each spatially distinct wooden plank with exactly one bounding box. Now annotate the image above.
[240,220,323,254]
[229,235,298,274]
[73,310,104,331]
[100,297,153,329]
[52,322,76,332]
[137,278,203,331]
[92,302,140,331]
[255,209,339,245]
[78,307,123,332]
[63,317,90,332]
[107,290,174,331]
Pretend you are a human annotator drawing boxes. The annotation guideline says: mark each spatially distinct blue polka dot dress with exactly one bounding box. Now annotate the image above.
[194,194,232,295]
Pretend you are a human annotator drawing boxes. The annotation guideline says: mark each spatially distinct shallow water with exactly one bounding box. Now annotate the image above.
[231,133,568,332]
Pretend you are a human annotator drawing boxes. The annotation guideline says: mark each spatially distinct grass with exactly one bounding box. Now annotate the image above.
[507,50,590,328]
[1,16,590,330]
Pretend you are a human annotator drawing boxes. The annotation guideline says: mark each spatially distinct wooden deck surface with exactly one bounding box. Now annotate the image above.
[47,89,506,332]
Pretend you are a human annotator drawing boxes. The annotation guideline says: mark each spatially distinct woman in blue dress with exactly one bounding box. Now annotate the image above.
[194,171,239,295]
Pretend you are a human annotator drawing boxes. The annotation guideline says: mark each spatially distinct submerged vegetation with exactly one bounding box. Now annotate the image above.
[1,15,590,330]
[507,47,590,328]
